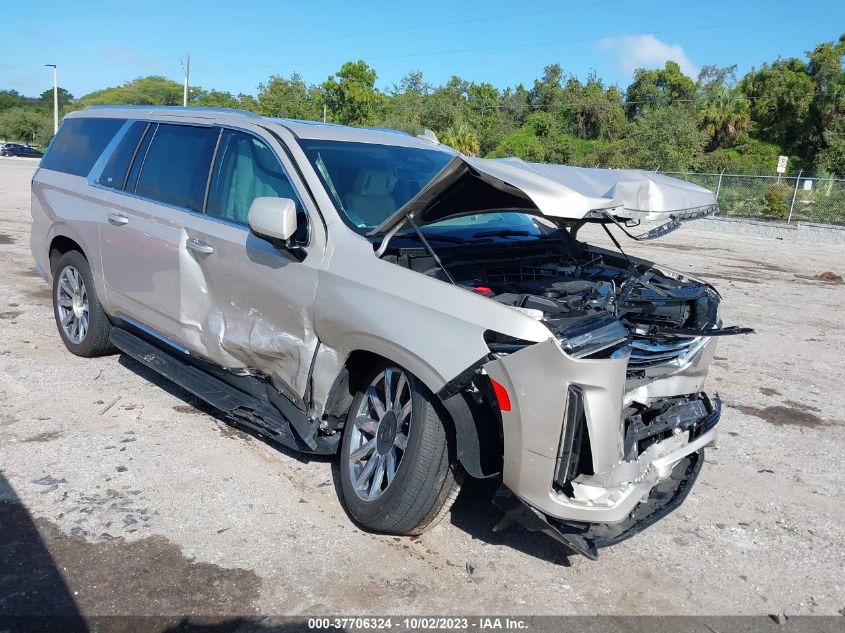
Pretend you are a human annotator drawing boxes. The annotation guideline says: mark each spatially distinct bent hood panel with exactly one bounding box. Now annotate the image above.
[369,156,716,236]
[520,161,717,221]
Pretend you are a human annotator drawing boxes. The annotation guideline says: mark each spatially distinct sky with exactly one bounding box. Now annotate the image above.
[2,0,844,99]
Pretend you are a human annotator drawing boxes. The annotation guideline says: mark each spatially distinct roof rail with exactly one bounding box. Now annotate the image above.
[84,105,262,119]
[276,118,412,136]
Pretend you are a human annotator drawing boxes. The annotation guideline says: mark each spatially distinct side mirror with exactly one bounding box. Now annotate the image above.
[247,197,297,243]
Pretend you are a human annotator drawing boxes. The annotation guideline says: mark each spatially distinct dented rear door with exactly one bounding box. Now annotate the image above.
[177,126,320,404]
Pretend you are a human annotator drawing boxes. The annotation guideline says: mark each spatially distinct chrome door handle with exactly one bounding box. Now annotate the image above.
[186,237,214,255]
[107,212,129,226]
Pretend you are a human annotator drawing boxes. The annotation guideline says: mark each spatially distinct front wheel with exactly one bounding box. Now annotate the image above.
[339,363,462,535]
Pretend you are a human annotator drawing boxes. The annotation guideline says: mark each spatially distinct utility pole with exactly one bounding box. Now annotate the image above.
[45,64,58,134]
[182,54,191,107]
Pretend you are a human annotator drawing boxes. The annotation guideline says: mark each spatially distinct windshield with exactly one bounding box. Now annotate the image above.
[297,139,544,237]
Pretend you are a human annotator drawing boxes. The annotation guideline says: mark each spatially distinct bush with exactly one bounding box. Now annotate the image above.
[762,182,792,217]
[524,112,557,138]
[489,128,545,162]
[702,139,803,175]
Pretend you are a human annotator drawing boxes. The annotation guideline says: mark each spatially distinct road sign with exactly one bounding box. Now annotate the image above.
[777,155,788,174]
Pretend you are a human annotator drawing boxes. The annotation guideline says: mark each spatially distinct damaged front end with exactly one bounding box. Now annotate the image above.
[472,244,737,557]
[371,156,751,557]
[390,228,745,557]
[471,242,741,558]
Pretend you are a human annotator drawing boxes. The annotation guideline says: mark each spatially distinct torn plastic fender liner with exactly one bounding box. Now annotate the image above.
[436,354,502,479]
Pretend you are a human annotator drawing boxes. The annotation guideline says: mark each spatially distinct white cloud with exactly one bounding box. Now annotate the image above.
[596,34,699,79]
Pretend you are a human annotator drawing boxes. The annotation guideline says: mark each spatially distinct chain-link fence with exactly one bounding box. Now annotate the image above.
[662,172,845,226]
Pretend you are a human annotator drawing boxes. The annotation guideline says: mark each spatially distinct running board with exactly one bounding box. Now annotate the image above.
[110,326,307,452]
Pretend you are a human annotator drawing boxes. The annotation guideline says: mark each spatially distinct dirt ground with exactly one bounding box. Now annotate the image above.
[1,156,844,619]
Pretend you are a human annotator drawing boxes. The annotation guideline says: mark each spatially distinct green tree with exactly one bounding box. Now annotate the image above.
[420,76,469,135]
[0,89,25,112]
[237,93,260,112]
[696,65,750,150]
[257,73,322,120]
[815,104,845,173]
[499,84,532,132]
[529,64,565,111]
[465,82,501,154]
[440,122,481,156]
[79,76,183,106]
[805,35,845,170]
[739,58,815,156]
[490,128,546,162]
[193,89,241,109]
[524,111,557,138]
[322,60,385,126]
[698,87,750,150]
[563,73,627,140]
[625,61,697,118]
[38,87,74,107]
[625,105,706,170]
[380,71,432,134]
[0,107,53,144]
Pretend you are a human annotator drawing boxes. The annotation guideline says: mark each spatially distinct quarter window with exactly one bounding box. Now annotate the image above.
[97,121,148,190]
[206,129,303,232]
[135,124,217,211]
[41,117,125,177]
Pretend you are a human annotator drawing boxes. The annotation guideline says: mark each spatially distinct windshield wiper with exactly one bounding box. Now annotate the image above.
[472,229,532,239]
[398,232,466,244]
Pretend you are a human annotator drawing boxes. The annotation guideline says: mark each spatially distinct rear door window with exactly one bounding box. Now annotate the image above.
[40,117,125,177]
[97,121,148,190]
[135,124,218,211]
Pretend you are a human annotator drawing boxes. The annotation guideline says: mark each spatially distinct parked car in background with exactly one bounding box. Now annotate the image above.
[30,106,750,559]
[1,143,44,158]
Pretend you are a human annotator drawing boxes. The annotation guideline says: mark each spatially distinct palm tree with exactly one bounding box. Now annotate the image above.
[699,87,751,150]
[440,123,481,156]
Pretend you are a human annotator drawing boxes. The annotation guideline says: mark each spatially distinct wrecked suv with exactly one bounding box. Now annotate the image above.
[31,107,746,558]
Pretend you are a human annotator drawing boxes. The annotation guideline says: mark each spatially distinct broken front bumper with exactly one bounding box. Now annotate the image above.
[483,336,719,556]
[493,449,705,560]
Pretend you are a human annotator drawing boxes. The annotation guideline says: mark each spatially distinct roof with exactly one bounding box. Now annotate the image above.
[70,106,443,150]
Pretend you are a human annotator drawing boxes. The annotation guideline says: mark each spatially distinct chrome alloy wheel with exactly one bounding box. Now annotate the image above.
[347,367,412,501]
[56,266,89,344]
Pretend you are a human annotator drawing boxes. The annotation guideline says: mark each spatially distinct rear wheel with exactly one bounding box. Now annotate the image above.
[339,363,462,535]
[52,251,114,357]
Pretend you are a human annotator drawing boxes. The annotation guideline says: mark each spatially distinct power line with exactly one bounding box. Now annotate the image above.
[188,0,624,54]
[207,11,845,73]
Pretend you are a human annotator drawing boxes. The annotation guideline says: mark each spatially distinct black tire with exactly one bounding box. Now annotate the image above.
[52,251,115,357]
[339,362,462,535]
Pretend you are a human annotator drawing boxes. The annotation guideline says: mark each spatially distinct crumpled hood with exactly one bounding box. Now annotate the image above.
[517,160,716,220]
[369,155,717,237]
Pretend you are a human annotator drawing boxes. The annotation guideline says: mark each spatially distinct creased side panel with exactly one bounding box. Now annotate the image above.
[177,219,319,401]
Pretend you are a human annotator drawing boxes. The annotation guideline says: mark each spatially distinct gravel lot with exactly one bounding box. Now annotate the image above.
[1,157,844,618]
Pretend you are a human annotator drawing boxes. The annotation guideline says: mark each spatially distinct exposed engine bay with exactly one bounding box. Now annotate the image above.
[386,230,747,378]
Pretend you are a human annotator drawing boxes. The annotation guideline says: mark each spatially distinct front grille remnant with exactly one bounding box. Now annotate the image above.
[628,336,702,370]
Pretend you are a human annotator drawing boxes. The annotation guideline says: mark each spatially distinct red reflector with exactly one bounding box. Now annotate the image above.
[490,379,511,412]
[472,286,493,295]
